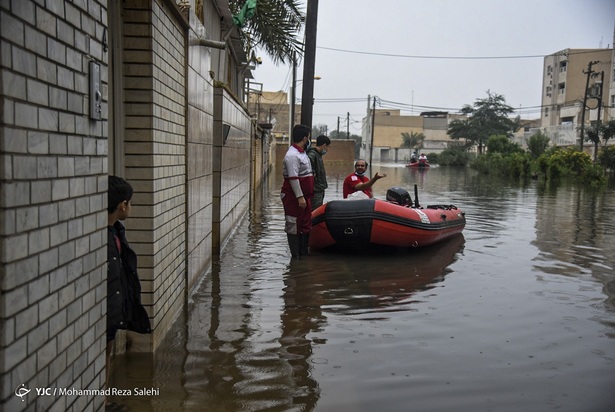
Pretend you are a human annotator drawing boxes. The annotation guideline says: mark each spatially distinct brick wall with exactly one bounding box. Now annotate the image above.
[0,1,108,410]
[121,0,187,350]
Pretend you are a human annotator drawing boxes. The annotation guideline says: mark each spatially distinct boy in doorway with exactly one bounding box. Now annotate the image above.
[107,176,151,410]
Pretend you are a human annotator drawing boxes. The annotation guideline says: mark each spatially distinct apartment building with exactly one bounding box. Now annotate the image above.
[541,48,613,146]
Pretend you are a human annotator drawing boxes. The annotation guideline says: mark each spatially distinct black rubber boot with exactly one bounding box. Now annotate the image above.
[287,234,301,258]
[300,233,310,256]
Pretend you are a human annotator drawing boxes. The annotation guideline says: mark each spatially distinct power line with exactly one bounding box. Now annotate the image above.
[317,46,608,60]
[317,45,545,60]
[313,96,547,113]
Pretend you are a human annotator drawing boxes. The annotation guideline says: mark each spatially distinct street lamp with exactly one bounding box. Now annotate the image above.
[288,75,321,145]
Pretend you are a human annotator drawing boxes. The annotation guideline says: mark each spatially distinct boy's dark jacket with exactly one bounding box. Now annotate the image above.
[107,221,151,334]
[307,147,328,192]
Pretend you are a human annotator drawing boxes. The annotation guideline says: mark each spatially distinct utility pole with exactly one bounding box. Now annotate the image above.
[369,97,376,168]
[346,112,350,139]
[593,70,604,161]
[579,60,598,152]
[300,0,319,128]
[288,52,297,145]
[337,116,340,137]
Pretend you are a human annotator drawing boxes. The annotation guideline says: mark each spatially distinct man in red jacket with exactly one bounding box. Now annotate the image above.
[343,159,387,199]
[281,124,315,257]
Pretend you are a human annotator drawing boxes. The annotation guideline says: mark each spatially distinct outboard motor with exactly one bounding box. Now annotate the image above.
[386,186,411,206]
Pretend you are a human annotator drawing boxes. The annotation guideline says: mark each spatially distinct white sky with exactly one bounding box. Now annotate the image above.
[251,0,615,135]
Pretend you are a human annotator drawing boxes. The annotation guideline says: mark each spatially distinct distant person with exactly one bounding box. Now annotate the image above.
[410,152,417,163]
[307,134,331,210]
[418,153,428,165]
[281,124,314,258]
[107,176,151,409]
[342,159,387,199]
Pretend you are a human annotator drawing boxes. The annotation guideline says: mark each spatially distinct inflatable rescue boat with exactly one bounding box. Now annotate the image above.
[309,186,465,250]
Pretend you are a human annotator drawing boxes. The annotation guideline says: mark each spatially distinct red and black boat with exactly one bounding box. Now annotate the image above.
[310,186,465,250]
[406,159,430,168]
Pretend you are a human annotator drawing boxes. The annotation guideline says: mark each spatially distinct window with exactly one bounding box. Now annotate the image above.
[544,107,549,117]
[559,61,567,73]
[558,83,565,94]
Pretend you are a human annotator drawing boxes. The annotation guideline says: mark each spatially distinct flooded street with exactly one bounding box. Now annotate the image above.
[112,165,615,412]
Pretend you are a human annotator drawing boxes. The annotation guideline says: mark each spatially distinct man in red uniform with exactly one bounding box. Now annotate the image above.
[281,124,314,258]
[342,159,387,199]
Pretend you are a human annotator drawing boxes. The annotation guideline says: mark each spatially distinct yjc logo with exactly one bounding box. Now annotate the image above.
[15,384,31,402]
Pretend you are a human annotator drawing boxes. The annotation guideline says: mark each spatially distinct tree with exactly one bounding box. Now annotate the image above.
[329,130,350,140]
[447,91,518,154]
[229,0,304,64]
[598,145,615,171]
[311,123,328,137]
[602,119,615,146]
[584,123,603,160]
[400,131,425,151]
[526,131,551,159]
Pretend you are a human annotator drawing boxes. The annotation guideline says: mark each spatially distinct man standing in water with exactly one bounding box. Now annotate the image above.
[281,124,314,258]
[307,134,331,211]
[343,159,387,199]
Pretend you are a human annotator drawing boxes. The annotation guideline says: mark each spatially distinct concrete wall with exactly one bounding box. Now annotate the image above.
[186,3,214,293]
[212,88,252,253]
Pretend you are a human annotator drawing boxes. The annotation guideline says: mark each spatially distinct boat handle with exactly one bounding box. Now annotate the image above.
[344,227,354,235]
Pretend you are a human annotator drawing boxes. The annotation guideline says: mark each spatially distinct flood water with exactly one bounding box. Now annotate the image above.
[112,164,615,412]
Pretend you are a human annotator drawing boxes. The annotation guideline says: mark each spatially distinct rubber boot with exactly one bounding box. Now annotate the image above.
[287,234,301,258]
[300,233,310,256]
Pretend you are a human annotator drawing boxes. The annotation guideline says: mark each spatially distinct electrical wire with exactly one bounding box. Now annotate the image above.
[317,46,607,60]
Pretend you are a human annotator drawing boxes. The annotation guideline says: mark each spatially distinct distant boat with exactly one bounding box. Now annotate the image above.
[406,159,430,168]
[310,187,465,250]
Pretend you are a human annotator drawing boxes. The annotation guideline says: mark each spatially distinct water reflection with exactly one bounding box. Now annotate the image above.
[110,166,615,412]
[277,234,464,411]
[287,235,465,316]
[532,180,615,315]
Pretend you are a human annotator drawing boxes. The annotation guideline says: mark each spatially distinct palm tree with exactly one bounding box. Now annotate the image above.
[401,131,425,152]
[229,0,305,64]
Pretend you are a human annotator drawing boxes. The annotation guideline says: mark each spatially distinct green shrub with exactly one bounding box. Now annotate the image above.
[579,162,607,187]
[438,147,472,166]
[549,147,592,175]
[598,146,615,171]
[461,145,606,186]
[486,135,523,155]
[546,155,565,180]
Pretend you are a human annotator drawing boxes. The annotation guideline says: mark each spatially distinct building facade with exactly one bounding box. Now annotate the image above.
[361,109,467,164]
[0,0,271,410]
[540,48,613,147]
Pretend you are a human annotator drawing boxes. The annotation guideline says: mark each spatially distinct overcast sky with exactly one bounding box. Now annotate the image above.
[251,0,615,135]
